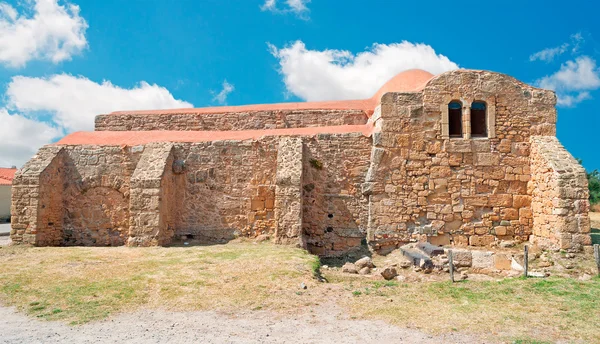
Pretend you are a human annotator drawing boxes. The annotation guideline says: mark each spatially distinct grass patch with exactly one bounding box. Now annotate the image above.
[0,242,318,324]
[332,273,600,343]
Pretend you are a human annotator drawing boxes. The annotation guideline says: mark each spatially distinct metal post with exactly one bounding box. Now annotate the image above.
[523,245,529,278]
[594,244,600,277]
[448,249,455,283]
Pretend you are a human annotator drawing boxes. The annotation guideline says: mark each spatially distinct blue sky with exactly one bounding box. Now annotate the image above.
[0,0,599,171]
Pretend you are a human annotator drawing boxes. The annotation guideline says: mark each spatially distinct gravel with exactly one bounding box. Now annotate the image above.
[0,305,488,344]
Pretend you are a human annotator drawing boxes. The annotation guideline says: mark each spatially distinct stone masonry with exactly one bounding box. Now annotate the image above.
[11,69,591,255]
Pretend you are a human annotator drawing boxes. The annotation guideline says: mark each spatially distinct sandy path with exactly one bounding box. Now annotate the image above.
[0,305,487,344]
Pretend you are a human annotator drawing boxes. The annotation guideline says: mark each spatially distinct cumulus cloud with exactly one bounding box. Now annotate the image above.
[6,74,193,132]
[529,33,584,62]
[269,40,458,101]
[211,80,235,105]
[0,0,88,68]
[0,108,63,167]
[261,0,310,18]
[536,56,600,106]
[0,74,192,167]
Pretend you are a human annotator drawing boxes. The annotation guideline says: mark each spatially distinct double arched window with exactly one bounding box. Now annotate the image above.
[447,101,488,138]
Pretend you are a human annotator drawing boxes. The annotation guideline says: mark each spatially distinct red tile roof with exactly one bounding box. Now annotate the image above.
[0,168,16,186]
[108,69,435,118]
[56,125,375,146]
[58,70,434,147]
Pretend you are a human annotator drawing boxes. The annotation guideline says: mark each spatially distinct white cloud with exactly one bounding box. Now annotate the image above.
[261,0,310,18]
[0,108,63,167]
[536,56,600,106]
[529,43,569,63]
[0,0,88,68]
[269,40,458,101]
[529,33,584,62]
[6,74,193,132]
[211,80,234,105]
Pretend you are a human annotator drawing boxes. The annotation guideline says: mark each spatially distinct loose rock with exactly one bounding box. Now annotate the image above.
[381,267,398,280]
[355,257,375,269]
[342,263,358,274]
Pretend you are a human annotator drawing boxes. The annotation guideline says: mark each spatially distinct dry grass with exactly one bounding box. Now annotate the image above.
[1,241,599,343]
[0,241,320,324]
[325,272,600,343]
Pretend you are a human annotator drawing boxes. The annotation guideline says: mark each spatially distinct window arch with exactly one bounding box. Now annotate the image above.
[448,101,462,138]
[471,101,487,137]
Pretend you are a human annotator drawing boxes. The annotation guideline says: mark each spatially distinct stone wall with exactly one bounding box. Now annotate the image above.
[274,137,304,245]
[529,136,590,251]
[166,139,280,243]
[11,147,64,245]
[61,145,140,246]
[95,109,368,131]
[128,143,175,246]
[302,133,372,256]
[366,70,558,252]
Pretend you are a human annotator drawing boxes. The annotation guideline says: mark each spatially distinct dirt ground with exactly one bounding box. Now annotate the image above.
[0,304,485,344]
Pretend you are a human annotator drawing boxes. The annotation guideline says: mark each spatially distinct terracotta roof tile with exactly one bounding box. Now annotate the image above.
[0,168,16,186]
[56,125,374,146]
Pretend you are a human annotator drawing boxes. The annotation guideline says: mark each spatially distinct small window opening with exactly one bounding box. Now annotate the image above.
[448,101,462,138]
[328,214,334,218]
[326,227,333,233]
[471,101,487,137]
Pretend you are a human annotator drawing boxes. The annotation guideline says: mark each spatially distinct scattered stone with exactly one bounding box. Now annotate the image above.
[565,253,575,259]
[471,251,494,269]
[321,265,329,270]
[579,274,592,281]
[300,282,307,289]
[493,253,512,270]
[255,234,270,242]
[342,263,358,274]
[451,250,472,268]
[564,263,574,270]
[401,247,434,270]
[396,275,406,282]
[381,267,398,280]
[527,271,547,278]
[355,256,375,269]
[358,267,371,275]
[460,272,468,280]
[499,240,516,248]
[416,242,445,257]
[511,257,524,271]
[538,261,553,268]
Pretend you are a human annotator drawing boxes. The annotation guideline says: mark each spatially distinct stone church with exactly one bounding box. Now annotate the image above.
[10,69,591,255]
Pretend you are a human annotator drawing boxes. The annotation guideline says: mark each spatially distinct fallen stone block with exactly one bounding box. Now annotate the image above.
[416,242,445,257]
[400,247,434,270]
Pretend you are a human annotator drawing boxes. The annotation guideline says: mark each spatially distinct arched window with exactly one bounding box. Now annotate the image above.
[471,101,487,137]
[448,101,462,138]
